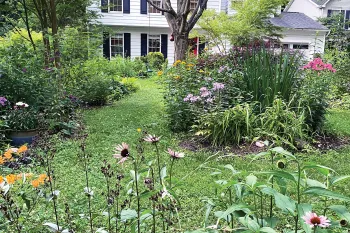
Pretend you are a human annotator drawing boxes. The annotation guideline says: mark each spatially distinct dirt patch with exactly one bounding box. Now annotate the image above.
[179,135,350,155]
[179,138,267,156]
[312,134,350,151]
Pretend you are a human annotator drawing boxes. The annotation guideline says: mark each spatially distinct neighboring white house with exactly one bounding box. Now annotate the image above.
[89,0,339,63]
[286,0,350,23]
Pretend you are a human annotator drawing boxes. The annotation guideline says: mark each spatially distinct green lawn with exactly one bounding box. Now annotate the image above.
[23,78,350,232]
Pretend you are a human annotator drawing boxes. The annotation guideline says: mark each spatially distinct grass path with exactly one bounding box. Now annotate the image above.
[49,78,350,231]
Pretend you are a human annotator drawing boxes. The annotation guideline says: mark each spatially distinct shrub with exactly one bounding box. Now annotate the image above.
[120,77,139,93]
[147,52,165,70]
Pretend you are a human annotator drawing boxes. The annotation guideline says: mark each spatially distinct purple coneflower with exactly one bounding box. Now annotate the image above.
[167,148,184,159]
[0,97,7,106]
[302,212,331,228]
[144,135,161,143]
[113,142,130,164]
[213,82,225,91]
[184,94,193,102]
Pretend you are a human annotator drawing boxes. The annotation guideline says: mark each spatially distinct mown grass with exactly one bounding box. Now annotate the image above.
[10,77,350,232]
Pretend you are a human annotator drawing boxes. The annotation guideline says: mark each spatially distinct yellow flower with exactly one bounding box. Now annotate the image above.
[181,61,186,65]
[25,173,33,179]
[204,47,208,51]
[199,69,205,73]
[173,60,182,66]
[157,71,163,76]
[0,157,4,165]
[31,179,40,188]
[187,63,194,67]
[0,176,3,183]
[17,145,28,154]
[174,76,180,80]
[137,128,142,132]
[6,174,17,185]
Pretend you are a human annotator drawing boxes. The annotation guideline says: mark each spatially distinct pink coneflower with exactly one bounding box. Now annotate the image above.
[302,212,331,228]
[113,142,130,164]
[167,148,184,159]
[184,94,193,102]
[144,134,161,143]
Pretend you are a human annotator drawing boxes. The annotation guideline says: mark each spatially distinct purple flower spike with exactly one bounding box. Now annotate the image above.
[0,97,7,106]
[213,82,225,91]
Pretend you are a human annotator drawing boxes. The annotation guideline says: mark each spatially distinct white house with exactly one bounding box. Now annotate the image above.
[89,0,226,64]
[89,0,342,63]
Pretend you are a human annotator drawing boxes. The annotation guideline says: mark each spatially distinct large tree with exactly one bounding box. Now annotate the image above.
[146,0,209,61]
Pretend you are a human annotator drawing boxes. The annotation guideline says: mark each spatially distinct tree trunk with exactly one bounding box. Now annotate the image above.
[50,0,60,68]
[174,32,189,61]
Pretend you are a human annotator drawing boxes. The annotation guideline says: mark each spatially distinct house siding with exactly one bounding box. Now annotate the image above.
[279,29,327,59]
[287,0,321,20]
[90,0,222,27]
[108,26,175,64]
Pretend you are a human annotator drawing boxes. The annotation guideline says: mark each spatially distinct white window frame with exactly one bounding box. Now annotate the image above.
[148,34,161,53]
[189,0,198,12]
[109,0,123,12]
[110,33,124,58]
[148,0,162,14]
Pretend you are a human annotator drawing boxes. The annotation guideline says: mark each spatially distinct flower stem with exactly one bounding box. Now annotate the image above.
[151,168,156,233]
[133,158,141,233]
[155,144,162,184]
[295,161,301,233]
[169,158,175,188]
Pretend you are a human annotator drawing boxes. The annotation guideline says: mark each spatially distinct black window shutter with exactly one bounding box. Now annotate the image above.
[123,0,130,13]
[101,0,108,12]
[141,0,147,14]
[141,34,148,56]
[198,39,205,55]
[161,34,168,59]
[124,33,131,57]
[103,33,110,59]
[327,9,332,17]
[345,10,350,29]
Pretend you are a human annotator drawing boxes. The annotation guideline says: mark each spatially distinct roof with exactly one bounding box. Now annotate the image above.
[269,12,328,30]
[309,0,330,6]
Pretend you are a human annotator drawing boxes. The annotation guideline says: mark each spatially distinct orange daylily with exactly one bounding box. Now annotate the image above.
[3,150,12,160]
[31,179,40,188]
[17,145,28,154]
[6,174,17,185]
[0,176,3,183]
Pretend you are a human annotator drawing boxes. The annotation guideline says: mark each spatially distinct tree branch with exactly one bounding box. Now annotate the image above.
[188,0,208,31]
[146,0,177,17]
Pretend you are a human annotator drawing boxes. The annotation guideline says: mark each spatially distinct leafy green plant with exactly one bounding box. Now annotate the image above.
[241,48,302,111]
[147,52,165,71]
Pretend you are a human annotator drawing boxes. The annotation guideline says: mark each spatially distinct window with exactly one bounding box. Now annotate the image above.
[293,44,309,50]
[190,0,198,12]
[110,0,122,12]
[327,9,350,30]
[149,0,161,13]
[282,44,289,49]
[111,34,124,57]
[149,34,160,52]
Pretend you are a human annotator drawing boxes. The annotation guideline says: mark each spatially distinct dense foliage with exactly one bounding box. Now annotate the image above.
[163,47,336,148]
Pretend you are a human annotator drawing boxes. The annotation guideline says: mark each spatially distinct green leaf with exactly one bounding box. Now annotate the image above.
[329,205,350,222]
[270,147,295,159]
[259,171,296,183]
[330,175,350,186]
[224,164,239,174]
[261,187,296,216]
[302,163,334,176]
[297,203,312,233]
[305,178,326,188]
[120,209,137,221]
[246,175,257,188]
[238,216,260,231]
[260,227,277,233]
[304,187,350,202]
[217,204,251,221]
[160,166,167,180]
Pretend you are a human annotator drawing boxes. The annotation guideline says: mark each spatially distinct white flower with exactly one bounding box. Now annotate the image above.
[15,102,29,108]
